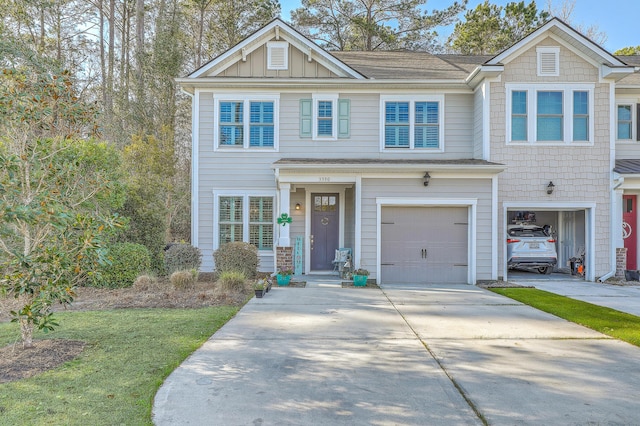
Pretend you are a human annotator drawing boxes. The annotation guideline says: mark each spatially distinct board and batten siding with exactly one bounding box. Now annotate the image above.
[359,178,494,282]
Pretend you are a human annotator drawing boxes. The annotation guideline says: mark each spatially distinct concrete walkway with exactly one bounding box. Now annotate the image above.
[153,278,640,425]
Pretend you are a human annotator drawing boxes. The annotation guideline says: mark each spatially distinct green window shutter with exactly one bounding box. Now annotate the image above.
[300,99,312,137]
[338,99,350,138]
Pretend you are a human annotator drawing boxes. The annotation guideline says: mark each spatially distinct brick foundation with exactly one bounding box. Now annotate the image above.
[616,247,627,278]
[276,246,293,273]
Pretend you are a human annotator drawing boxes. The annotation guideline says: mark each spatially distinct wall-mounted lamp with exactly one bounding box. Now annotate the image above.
[423,172,431,187]
[295,202,301,210]
[547,181,555,195]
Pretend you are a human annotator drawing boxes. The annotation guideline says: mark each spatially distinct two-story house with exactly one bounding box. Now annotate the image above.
[177,18,640,284]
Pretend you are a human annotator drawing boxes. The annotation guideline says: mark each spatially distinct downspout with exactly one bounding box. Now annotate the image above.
[598,175,624,282]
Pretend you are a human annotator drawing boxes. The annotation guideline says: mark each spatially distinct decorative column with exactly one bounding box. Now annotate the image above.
[278,183,291,247]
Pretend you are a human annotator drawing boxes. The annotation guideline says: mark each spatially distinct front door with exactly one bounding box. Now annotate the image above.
[624,195,637,269]
[310,193,339,270]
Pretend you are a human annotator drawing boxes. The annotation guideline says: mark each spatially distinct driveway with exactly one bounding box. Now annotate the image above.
[153,281,640,425]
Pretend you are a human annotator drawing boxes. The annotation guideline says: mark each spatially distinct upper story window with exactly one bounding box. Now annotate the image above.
[506,84,593,145]
[300,95,350,140]
[537,46,560,77]
[380,95,444,151]
[214,94,279,150]
[616,102,639,141]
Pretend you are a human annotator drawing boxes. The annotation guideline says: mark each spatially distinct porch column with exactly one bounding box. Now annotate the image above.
[614,188,624,248]
[278,183,291,247]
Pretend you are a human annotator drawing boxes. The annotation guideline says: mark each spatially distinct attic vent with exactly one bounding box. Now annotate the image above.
[267,41,288,70]
[537,47,560,77]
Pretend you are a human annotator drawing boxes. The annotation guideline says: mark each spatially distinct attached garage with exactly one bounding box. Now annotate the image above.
[380,206,469,284]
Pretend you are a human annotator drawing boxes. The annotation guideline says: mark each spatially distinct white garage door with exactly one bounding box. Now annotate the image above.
[381,206,468,284]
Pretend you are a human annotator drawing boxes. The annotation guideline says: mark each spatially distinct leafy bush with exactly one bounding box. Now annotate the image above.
[216,271,247,292]
[170,269,197,290]
[90,242,151,288]
[164,244,202,275]
[213,242,258,279]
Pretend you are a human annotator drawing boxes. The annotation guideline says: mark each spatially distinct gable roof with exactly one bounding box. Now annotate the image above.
[487,18,626,67]
[187,19,365,79]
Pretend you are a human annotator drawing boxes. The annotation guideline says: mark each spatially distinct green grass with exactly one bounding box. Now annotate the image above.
[0,307,238,425]
[491,288,640,347]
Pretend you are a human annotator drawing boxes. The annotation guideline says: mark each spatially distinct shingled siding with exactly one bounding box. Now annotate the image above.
[490,38,612,276]
[359,178,494,282]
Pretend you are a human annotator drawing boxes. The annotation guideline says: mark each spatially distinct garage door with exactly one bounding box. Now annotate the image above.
[381,206,468,284]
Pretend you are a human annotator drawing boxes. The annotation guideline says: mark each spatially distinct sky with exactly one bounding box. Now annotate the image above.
[278,0,640,53]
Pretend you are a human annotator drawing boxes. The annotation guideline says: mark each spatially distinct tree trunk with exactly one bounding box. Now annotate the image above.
[20,318,34,349]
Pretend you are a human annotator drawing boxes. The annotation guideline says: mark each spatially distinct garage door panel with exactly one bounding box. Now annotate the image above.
[381,206,468,284]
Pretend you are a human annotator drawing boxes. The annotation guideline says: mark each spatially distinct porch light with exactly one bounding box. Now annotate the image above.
[547,181,555,195]
[423,172,431,187]
[295,203,301,210]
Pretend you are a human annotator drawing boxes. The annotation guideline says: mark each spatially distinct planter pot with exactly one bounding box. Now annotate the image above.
[353,275,368,287]
[254,289,264,298]
[277,274,292,286]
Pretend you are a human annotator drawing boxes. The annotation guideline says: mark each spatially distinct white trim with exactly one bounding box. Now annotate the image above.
[503,202,596,282]
[212,190,277,256]
[355,175,362,269]
[188,19,365,79]
[213,93,280,151]
[537,46,560,77]
[379,95,445,153]
[267,41,288,70]
[191,89,200,246]
[615,100,637,142]
[311,93,339,140]
[482,81,491,161]
[375,198,478,285]
[492,175,498,280]
[505,83,595,145]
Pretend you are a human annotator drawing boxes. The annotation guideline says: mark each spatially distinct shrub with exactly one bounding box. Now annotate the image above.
[170,269,196,290]
[213,242,258,279]
[164,244,202,275]
[90,242,151,288]
[132,274,159,291]
[216,271,247,292]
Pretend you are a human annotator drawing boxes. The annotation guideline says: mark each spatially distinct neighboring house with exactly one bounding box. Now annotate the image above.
[177,18,640,284]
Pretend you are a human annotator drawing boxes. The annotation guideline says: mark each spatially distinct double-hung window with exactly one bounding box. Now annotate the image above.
[380,96,444,151]
[616,103,639,141]
[216,193,275,251]
[214,94,279,150]
[506,84,593,144]
[300,94,351,140]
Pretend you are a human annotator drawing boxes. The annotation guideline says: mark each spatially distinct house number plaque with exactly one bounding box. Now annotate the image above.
[318,177,330,182]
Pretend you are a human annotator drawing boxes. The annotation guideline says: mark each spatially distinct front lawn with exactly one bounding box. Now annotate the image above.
[491,288,640,347]
[0,307,238,425]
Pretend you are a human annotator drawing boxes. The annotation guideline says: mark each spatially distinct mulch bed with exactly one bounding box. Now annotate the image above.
[275,281,306,288]
[0,339,86,384]
[341,281,380,288]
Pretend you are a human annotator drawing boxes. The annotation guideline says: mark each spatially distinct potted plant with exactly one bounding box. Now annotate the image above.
[276,268,293,286]
[254,281,265,298]
[352,268,369,287]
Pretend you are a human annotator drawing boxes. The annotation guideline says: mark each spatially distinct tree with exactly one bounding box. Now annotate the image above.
[449,1,549,55]
[291,0,467,51]
[545,0,606,46]
[0,45,125,348]
[615,46,640,56]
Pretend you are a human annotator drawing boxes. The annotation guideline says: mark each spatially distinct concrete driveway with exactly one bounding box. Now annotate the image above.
[153,281,640,425]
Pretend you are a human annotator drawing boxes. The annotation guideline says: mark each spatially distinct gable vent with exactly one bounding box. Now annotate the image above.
[267,41,288,70]
[537,47,559,77]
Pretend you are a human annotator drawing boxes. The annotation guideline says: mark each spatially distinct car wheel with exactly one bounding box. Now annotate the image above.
[538,266,553,275]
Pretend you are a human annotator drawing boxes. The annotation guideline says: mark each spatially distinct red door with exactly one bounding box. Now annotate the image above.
[623,195,637,270]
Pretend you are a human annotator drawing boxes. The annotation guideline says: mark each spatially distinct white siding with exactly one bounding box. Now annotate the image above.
[473,87,484,159]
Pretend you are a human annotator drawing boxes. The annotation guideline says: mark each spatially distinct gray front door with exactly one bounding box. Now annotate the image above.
[381,206,468,284]
[311,193,339,270]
